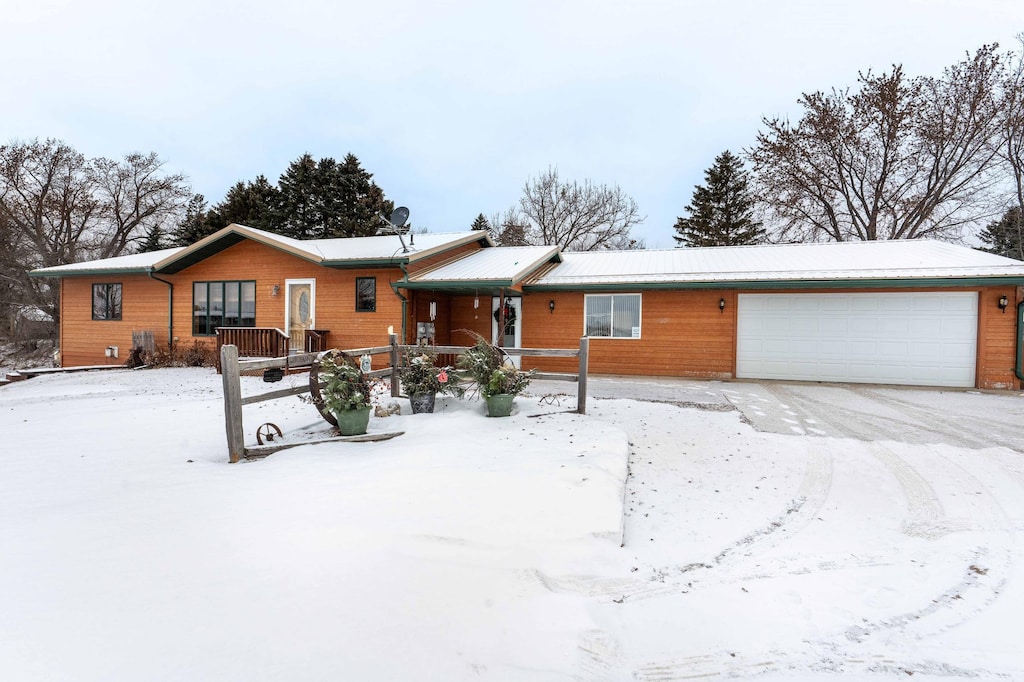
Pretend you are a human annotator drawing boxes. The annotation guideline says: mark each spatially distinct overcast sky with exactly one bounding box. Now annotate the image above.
[2,0,1020,248]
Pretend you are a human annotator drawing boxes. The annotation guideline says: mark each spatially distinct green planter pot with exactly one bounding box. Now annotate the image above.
[409,392,436,414]
[485,393,514,418]
[333,405,371,436]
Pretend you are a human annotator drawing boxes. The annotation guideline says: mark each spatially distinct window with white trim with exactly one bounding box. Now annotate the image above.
[585,293,641,338]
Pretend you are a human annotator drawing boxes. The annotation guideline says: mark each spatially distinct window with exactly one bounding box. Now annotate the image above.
[356,277,376,312]
[193,281,256,335]
[92,283,122,320]
[585,294,641,338]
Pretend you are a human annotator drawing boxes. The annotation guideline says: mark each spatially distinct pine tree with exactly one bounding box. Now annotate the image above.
[979,207,1024,260]
[674,150,765,247]
[169,194,216,247]
[273,153,391,239]
[471,214,490,231]
[205,176,280,233]
[136,225,167,253]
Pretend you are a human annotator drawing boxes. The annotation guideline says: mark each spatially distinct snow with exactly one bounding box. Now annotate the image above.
[2,368,1023,680]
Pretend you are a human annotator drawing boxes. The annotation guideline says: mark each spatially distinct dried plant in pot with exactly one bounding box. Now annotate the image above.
[456,332,534,417]
[398,350,464,414]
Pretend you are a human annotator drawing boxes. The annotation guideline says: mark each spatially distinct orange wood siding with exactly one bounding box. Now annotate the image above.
[449,295,492,346]
[169,240,405,354]
[53,237,1022,391]
[504,286,1020,390]
[58,275,172,367]
[519,290,736,378]
[977,285,1020,389]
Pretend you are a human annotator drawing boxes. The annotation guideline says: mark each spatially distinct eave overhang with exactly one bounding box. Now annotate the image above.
[527,276,1024,292]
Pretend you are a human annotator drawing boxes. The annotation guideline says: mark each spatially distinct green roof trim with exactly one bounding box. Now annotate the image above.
[397,279,517,291]
[526,276,1024,292]
[322,258,408,268]
[29,267,154,278]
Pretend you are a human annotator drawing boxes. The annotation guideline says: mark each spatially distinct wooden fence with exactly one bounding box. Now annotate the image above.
[220,335,589,462]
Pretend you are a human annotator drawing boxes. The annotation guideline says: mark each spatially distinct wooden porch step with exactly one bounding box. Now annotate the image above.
[5,371,27,382]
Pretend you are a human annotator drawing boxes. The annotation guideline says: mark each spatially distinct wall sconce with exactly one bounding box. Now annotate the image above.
[271,284,280,297]
[429,299,437,321]
[719,297,726,313]
[998,294,1009,313]
[549,299,556,314]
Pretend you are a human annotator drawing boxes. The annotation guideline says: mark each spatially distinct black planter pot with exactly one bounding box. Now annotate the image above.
[409,392,436,414]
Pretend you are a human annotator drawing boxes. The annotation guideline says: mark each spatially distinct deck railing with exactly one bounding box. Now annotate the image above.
[215,327,289,370]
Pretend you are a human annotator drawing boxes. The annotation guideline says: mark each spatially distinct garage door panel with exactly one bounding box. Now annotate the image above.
[737,293,977,387]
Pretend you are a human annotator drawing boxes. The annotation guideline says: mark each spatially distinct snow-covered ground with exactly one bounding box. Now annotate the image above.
[1,368,1023,680]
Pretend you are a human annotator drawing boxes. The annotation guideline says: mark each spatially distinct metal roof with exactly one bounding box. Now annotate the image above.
[28,246,186,276]
[30,225,491,277]
[531,240,1024,288]
[407,246,561,288]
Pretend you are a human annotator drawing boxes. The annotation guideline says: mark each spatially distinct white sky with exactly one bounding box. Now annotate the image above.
[1,0,1021,247]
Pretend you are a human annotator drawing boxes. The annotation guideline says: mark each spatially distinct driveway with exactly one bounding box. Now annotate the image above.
[535,375,1024,452]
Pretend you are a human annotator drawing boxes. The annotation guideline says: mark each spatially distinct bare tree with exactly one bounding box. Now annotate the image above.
[513,167,645,251]
[993,34,1024,259]
[92,152,190,259]
[0,139,190,325]
[486,209,530,246]
[750,44,1007,242]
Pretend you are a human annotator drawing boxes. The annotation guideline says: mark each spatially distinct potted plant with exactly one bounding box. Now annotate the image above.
[317,352,373,435]
[398,350,464,413]
[456,333,534,417]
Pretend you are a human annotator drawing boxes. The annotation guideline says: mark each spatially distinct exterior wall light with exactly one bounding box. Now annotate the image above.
[999,294,1009,313]
[549,299,556,314]
[271,284,280,296]
[719,297,726,313]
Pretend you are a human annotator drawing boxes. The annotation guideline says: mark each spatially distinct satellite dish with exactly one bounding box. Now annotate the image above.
[390,207,410,228]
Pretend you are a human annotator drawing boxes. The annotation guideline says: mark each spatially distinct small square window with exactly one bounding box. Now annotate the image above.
[92,283,122,320]
[356,277,376,312]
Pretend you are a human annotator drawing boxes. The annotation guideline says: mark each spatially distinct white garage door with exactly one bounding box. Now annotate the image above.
[736,292,978,387]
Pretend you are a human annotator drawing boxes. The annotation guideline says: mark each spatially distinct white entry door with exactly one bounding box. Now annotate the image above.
[736,292,978,387]
[491,296,522,368]
[284,279,316,351]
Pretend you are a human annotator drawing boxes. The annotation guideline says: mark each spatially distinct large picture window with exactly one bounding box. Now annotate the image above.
[92,283,122,320]
[193,281,256,335]
[585,293,641,338]
[356,277,376,312]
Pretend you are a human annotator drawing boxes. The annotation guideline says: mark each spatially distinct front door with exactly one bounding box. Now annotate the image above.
[285,279,315,351]
[491,296,522,368]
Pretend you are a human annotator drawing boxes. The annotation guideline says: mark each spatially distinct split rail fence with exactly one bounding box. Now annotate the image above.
[220,335,589,462]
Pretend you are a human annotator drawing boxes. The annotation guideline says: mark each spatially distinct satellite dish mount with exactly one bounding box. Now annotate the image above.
[380,206,411,253]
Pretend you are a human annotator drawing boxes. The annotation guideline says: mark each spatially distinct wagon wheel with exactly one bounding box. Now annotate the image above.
[309,348,361,427]
[256,422,283,445]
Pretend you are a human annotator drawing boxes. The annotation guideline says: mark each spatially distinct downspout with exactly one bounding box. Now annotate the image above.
[391,263,410,344]
[1016,301,1024,382]
[148,271,174,351]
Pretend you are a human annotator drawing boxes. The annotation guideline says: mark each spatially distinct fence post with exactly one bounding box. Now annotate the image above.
[577,336,589,414]
[389,333,401,397]
[221,344,245,463]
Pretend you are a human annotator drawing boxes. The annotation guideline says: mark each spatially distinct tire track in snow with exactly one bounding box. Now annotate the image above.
[535,439,833,602]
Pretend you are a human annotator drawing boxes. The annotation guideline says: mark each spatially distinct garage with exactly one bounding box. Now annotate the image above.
[736,292,978,387]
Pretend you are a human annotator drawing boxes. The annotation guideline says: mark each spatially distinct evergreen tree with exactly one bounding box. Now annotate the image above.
[334,153,392,237]
[274,153,391,239]
[674,150,765,247]
[136,224,167,253]
[206,176,280,233]
[979,207,1024,260]
[471,213,490,231]
[169,194,216,247]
